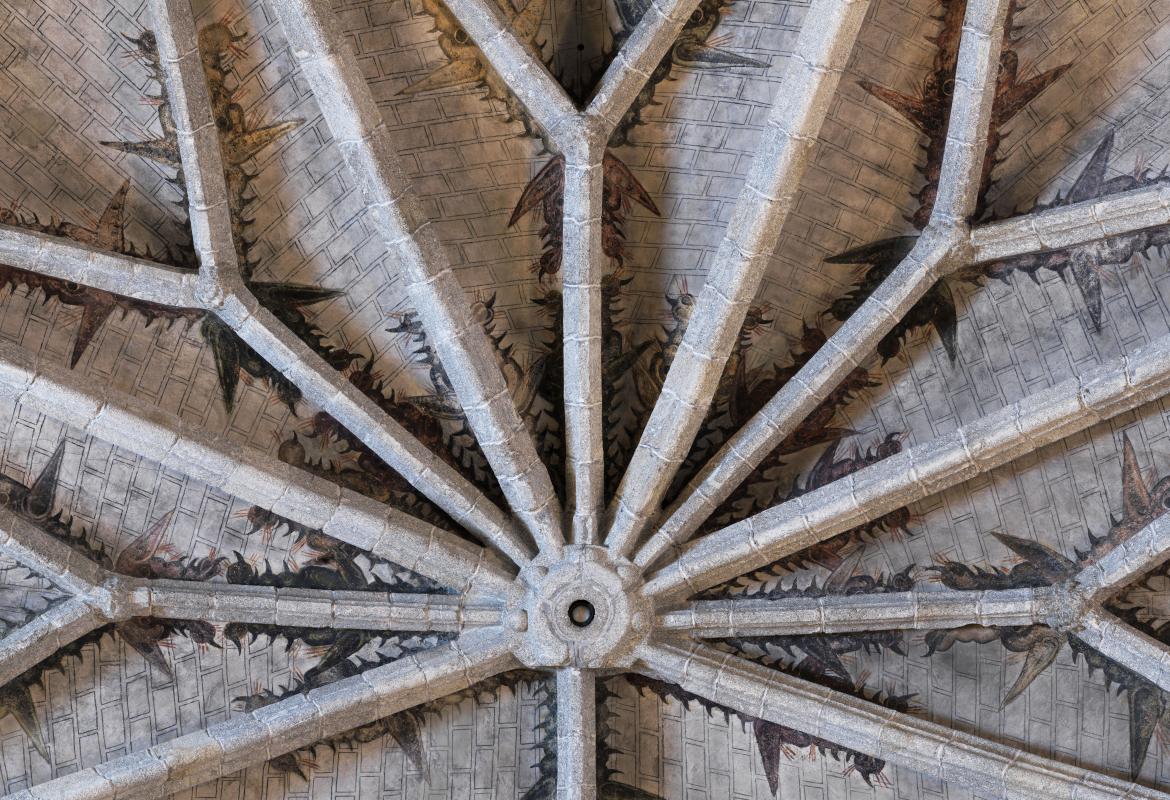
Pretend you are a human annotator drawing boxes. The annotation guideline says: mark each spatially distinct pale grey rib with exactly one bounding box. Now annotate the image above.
[636,0,1007,568]
[0,223,202,309]
[562,152,605,544]
[274,0,564,556]
[643,331,1170,602]
[142,580,501,631]
[0,507,109,597]
[4,630,517,800]
[585,0,704,130]
[148,0,241,306]
[216,293,533,569]
[556,667,597,800]
[972,183,1170,263]
[605,0,871,558]
[0,339,516,596]
[658,587,1058,637]
[0,599,107,689]
[1075,514,1170,596]
[439,0,578,147]
[929,0,1012,223]
[638,639,1167,799]
[1076,608,1170,694]
[637,227,963,569]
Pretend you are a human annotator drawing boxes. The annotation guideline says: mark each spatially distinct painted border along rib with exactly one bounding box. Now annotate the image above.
[605,0,871,558]
[643,330,1170,602]
[637,639,1167,800]
[658,587,1057,637]
[140,579,502,632]
[636,0,1010,568]
[274,0,564,556]
[148,0,241,304]
[0,224,202,309]
[1076,608,1170,694]
[438,0,578,145]
[971,183,1170,263]
[585,0,704,130]
[217,294,532,568]
[0,599,108,688]
[0,339,516,596]
[7,631,517,800]
[556,668,597,800]
[562,152,605,544]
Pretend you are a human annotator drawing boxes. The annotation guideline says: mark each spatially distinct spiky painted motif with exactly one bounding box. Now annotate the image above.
[923,436,1170,778]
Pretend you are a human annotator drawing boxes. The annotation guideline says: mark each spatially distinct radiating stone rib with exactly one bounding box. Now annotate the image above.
[0,506,109,598]
[643,331,1170,602]
[0,224,202,309]
[216,294,532,569]
[659,587,1056,637]
[971,183,1170,263]
[1077,608,1170,694]
[273,0,564,556]
[556,667,597,800]
[438,0,578,145]
[1075,514,1170,596]
[7,630,517,800]
[637,639,1167,799]
[635,0,1009,568]
[0,339,516,596]
[148,0,241,304]
[636,230,959,569]
[140,579,502,632]
[585,0,704,130]
[0,599,107,689]
[562,153,605,544]
[605,0,871,558]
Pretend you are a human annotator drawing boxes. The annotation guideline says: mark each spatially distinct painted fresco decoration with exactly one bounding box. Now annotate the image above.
[923,435,1170,777]
[623,671,905,793]
[248,667,543,784]
[0,23,359,413]
[0,441,221,761]
[828,0,1072,362]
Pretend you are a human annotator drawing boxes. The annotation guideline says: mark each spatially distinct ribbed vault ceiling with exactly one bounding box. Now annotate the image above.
[1,0,1170,797]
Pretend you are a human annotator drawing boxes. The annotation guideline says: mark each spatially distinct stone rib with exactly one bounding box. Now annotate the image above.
[0,223,202,309]
[139,579,502,632]
[556,667,597,800]
[0,599,107,689]
[972,183,1170,263]
[605,0,871,558]
[562,152,605,544]
[635,0,1009,568]
[216,294,532,568]
[0,339,516,596]
[658,587,1056,637]
[637,230,959,569]
[0,506,109,597]
[148,0,241,304]
[585,0,705,130]
[637,639,1168,799]
[5,631,517,800]
[1076,514,1170,595]
[643,331,1170,602]
[274,0,564,555]
[439,0,578,145]
[1077,608,1170,694]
